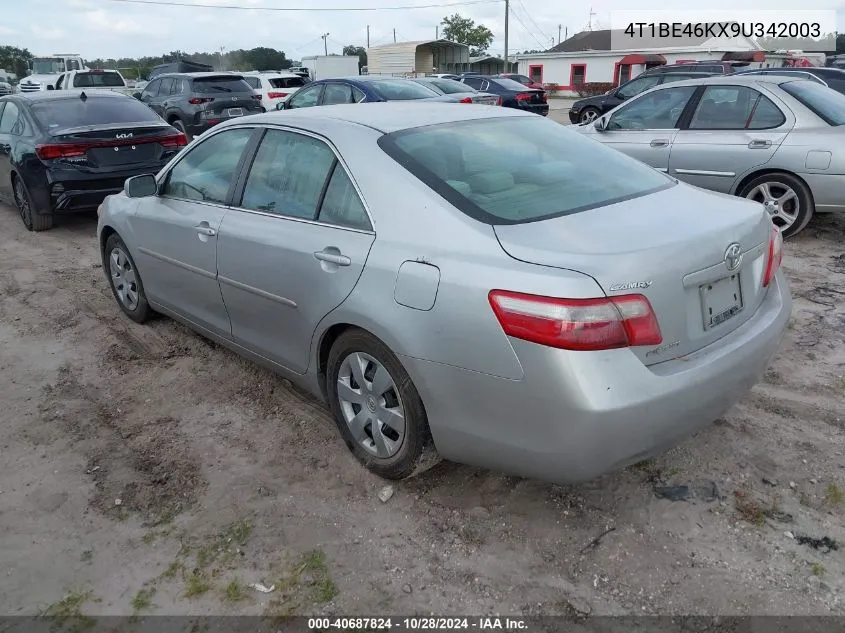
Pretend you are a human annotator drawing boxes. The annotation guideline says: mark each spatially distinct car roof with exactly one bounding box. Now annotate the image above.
[643,74,806,88]
[154,72,245,79]
[248,101,529,133]
[11,90,131,102]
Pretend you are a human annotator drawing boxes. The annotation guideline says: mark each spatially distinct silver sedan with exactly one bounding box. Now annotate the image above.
[97,103,790,484]
[577,75,845,237]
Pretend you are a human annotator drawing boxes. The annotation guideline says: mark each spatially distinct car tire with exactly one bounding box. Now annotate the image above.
[579,106,601,124]
[326,328,439,480]
[738,172,814,238]
[171,119,191,142]
[104,233,151,324]
[13,176,52,231]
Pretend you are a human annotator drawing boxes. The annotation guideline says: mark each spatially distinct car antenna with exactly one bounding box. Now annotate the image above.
[80,91,87,101]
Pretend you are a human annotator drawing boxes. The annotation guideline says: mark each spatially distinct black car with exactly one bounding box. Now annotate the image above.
[138,72,263,140]
[148,59,213,80]
[733,66,845,95]
[459,76,548,116]
[568,71,716,124]
[0,91,186,231]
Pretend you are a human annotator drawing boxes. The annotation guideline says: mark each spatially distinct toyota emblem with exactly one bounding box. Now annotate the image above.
[724,243,742,271]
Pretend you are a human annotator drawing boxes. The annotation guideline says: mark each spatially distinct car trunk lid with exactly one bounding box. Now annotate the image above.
[39,123,185,168]
[492,185,774,365]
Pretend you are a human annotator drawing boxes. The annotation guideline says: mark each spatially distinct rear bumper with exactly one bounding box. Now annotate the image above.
[402,272,791,484]
[799,172,845,213]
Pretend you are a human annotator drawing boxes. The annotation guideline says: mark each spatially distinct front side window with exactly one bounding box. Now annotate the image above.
[288,85,322,108]
[141,79,160,98]
[0,102,20,134]
[608,86,696,130]
[616,75,660,99]
[241,129,336,218]
[322,83,354,105]
[162,128,254,204]
[380,117,673,224]
[689,86,784,130]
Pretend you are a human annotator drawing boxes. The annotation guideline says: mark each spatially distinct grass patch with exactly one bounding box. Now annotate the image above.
[142,532,156,545]
[80,550,93,563]
[131,588,155,613]
[224,579,248,602]
[313,578,338,603]
[161,561,183,580]
[810,562,826,578]
[734,490,781,527]
[825,483,844,506]
[195,519,254,570]
[630,458,662,483]
[184,571,211,598]
[41,590,98,631]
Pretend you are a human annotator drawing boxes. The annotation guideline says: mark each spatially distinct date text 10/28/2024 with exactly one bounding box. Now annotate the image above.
[307,617,529,630]
[623,21,822,39]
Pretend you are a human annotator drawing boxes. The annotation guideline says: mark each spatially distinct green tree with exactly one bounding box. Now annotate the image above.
[0,45,33,78]
[440,13,494,56]
[342,45,367,70]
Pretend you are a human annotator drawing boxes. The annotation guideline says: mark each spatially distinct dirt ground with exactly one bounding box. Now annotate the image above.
[0,202,844,619]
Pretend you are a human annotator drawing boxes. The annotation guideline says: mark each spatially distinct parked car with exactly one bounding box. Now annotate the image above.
[53,69,135,97]
[0,82,11,96]
[242,71,308,110]
[138,72,263,140]
[733,66,845,95]
[411,77,501,105]
[149,60,212,80]
[497,73,544,90]
[0,91,186,231]
[288,66,311,80]
[459,75,548,116]
[276,76,480,110]
[569,71,716,124]
[97,102,789,484]
[578,75,845,237]
[642,61,749,76]
[430,73,459,80]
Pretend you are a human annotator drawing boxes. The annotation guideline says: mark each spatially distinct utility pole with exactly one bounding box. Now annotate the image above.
[503,0,509,72]
[436,25,438,39]
[322,33,329,55]
[558,24,561,44]
[565,27,568,40]
[366,25,370,48]
[393,28,396,43]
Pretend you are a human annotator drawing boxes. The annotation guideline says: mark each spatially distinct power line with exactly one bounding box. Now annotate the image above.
[514,0,551,43]
[508,4,547,50]
[102,0,502,11]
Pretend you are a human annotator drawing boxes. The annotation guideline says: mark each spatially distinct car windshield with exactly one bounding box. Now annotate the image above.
[781,80,845,125]
[193,77,252,93]
[381,117,673,224]
[32,97,162,130]
[72,72,125,87]
[430,79,474,94]
[31,58,65,74]
[370,79,438,100]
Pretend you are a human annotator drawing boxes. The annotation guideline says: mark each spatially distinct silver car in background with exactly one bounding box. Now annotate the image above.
[97,103,790,485]
[578,75,845,237]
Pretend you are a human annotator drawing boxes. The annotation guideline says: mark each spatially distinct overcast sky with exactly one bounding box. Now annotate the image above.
[3,0,844,62]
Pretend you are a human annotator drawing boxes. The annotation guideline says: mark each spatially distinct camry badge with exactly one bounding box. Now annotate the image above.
[608,280,653,292]
[724,243,742,271]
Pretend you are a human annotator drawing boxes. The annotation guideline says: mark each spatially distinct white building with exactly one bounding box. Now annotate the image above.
[366,40,469,76]
[516,27,767,95]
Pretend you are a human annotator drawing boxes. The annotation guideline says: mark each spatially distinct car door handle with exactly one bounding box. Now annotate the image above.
[748,139,772,149]
[194,224,217,237]
[650,139,670,147]
[314,249,351,266]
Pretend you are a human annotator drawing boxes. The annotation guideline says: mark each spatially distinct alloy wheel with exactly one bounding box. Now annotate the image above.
[580,109,599,123]
[336,352,406,459]
[109,247,139,311]
[14,179,31,228]
[744,181,799,231]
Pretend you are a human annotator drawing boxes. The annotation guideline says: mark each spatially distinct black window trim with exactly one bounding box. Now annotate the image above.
[679,84,787,131]
[228,123,375,233]
[377,117,675,227]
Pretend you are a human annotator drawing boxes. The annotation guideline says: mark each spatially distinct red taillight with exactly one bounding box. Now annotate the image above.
[267,91,288,99]
[459,96,473,103]
[762,227,783,288]
[515,92,532,101]
[160,132,187,148]
[496,96,503,106]
[188,97,213,105]
[36,143,87,160]
[488,290,662,351]
[36,132,188,160]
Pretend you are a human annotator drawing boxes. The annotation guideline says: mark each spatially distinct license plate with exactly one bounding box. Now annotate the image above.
[700,274,743,330]
[227,108,243,117]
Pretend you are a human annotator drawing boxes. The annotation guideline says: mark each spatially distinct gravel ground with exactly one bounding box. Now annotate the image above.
[0,203,843,619]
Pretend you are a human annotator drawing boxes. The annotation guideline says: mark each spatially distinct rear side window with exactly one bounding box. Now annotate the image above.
[31,97,162,129]
[689,86,785,129]
[380,117,672,224]
[0,102,21,134]
[193,77,253,94]
[270,77,305,88]
[244,77,261,89]
[72,72,125,87]
[370,79,438,100]
[781,80,845,125]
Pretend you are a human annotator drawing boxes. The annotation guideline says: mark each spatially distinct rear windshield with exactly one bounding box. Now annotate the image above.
[491,77,533,91]
[193,77,252,94]
[72,72,125,87]
[32,98,161,130]
[269,77,306,88]
[429,79,474,94]
[379,117,672,224]
[781,80,845,125]
[370,79,438,100]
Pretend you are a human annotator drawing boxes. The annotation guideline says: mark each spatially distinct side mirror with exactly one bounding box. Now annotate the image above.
[46,85,55,91]
[133,92,142,100]
[593,116,608,132]
[124,174,157,198]
[276,101,288,110]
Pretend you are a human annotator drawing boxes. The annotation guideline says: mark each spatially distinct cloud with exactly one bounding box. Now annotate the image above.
[83,9,150,34]
[31,25,66,40]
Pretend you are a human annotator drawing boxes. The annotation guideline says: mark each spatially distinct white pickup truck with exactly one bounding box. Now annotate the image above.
[53,69,134,96]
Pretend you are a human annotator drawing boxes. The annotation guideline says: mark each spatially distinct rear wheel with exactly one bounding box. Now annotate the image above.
[738,172,813,238]
[13,176,52,231]
[326,329,438,480]
[104,233,151,323]
[579,106,601,124]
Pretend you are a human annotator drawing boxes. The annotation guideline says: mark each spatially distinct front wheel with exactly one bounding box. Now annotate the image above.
[326,329,438,480]
[738,172,814,238]
[579,106,601,124]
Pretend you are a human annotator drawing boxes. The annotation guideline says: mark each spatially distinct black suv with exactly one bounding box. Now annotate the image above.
[568,71,715,124]
[641,61,749,76]
[138,72,263,140]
